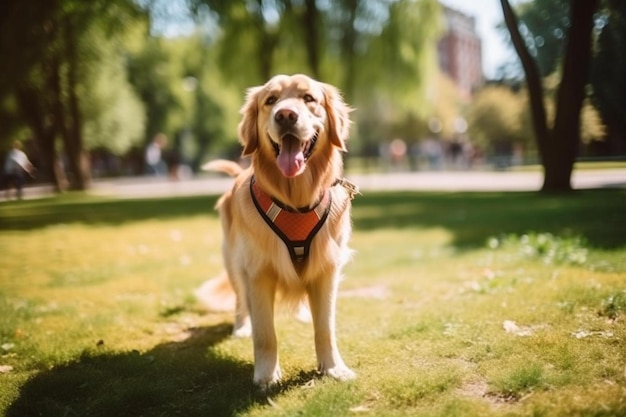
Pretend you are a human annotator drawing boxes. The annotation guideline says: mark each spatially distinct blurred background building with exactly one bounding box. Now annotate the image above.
[437,5,484,100]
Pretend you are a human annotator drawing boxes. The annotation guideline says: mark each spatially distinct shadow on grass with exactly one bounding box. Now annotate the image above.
[7,323,320,417]
[352,189,626,249]
[1,189,625,249]
[0,194,220,230]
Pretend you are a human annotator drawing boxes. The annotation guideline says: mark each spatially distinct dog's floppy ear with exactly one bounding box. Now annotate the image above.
[323,83,352,152]
[238,86,263,157]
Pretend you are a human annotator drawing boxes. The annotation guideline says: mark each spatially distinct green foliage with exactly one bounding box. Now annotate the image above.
[501,0,606,191]
[579,99,607,143]
[491,362,546,399]
[4,0,624,183]
[0,96,28,146]
[430,74,466,139]
[190,0,444,150]
[540,74,606,144]
[598,292,626,320]
[173,35,241,163]
[1,0,448,175]
[487,232,588,266]
[356,0,442,101]
[591,1,626,138]
[126,37,182,142]
[382,366,461,407]
[511,0,626,147]
[504,0,624,156]
[126,33,241,163]
[467,81,605,158]
[82,41,146,154]
[515,0,570,77]
[0,0,148,188]
[466,85,531,150]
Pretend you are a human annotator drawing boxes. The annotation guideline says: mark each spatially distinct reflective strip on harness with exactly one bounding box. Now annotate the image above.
[250,176,332,263]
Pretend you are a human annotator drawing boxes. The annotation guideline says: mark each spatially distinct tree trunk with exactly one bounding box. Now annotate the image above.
[500,0,549,167]
[340,0,359,101]
[16,87,68,193]
[49,53,82,190]
[545,0,599,191]
[253,3,278,83]
[302,0,321,79]
[500,0,600,192]
[63,17,90,190]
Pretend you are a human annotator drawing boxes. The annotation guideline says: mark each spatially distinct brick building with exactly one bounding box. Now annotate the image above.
[437,5,484,100]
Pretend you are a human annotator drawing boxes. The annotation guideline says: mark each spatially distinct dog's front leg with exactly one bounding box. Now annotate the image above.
[307,274,356,381]
[248,275,281,390]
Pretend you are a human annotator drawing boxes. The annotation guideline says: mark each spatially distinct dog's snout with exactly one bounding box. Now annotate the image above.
[275,108,299,127]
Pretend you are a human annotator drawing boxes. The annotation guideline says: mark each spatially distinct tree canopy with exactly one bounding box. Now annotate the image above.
[2,0,623,192]
[0,0,147,189]
[501,0,604,191]
[499,0,625,159]
[1,0,447,190]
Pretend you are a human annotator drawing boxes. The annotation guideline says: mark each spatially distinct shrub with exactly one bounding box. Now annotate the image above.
[487,232,588,265]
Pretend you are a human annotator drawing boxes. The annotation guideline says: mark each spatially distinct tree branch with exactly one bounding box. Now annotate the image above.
[500,0,549,156]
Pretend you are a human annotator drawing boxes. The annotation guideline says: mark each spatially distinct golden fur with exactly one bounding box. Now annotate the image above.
[199,74,355,389]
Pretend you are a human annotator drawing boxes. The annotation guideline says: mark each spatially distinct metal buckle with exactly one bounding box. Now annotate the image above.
[335,178,360,200]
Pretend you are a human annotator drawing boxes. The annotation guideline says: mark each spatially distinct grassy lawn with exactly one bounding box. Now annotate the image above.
[345,157,626,173]
[1,189,625,416]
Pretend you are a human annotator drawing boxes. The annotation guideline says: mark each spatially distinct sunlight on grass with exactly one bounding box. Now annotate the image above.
[1,190,625,416]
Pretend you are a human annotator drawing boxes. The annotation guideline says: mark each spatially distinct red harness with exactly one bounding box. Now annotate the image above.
[250,176,332,263]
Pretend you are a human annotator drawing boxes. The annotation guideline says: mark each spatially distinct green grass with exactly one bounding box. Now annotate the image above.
[345,157,626,173]
[1,189,625,416]
[509,160,626,172]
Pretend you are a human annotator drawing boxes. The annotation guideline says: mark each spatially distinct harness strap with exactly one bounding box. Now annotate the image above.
[250,176,332,263]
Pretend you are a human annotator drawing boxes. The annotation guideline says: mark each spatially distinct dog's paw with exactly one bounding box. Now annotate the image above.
[254,368,282,392]
[232,323,252,338]
[321,365,356,381]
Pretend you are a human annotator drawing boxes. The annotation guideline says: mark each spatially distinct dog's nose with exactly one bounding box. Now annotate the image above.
[275,108,298,127]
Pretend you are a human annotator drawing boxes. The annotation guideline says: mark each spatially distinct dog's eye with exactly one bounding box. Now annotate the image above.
[265,96,277,105]
[303,94,316,103]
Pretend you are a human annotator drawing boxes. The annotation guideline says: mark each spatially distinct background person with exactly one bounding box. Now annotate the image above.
[3,140,35,200]
[145,133,167,176]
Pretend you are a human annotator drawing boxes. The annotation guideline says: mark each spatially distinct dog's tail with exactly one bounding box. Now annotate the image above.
[195,272,236,312]
[195,273,312,322]
[196,160,241,312]
[202,159,243,177]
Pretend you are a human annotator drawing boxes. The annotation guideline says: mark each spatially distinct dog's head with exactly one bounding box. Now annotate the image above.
[238,74,351,178]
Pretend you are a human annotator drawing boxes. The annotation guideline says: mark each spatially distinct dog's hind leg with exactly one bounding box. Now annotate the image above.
[225,257,252,338]
[232,295,251,338]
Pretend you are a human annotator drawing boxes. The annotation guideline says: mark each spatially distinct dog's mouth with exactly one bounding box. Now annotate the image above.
[272,131,319,178]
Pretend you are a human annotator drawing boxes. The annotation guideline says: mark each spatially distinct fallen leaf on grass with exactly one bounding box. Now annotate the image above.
[349,405,371,413]
[1,343,15,352]
[301,379,316,389]
[0,365,14,373]
[571,330,614,339]
[503,320,534,337]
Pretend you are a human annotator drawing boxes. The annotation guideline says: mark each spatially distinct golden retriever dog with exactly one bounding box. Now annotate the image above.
[200,74,358,390]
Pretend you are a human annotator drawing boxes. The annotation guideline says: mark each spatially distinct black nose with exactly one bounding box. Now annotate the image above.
[275,108,298,127]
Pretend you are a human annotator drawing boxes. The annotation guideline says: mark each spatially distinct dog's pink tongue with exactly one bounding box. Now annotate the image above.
[277,136,304,177]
